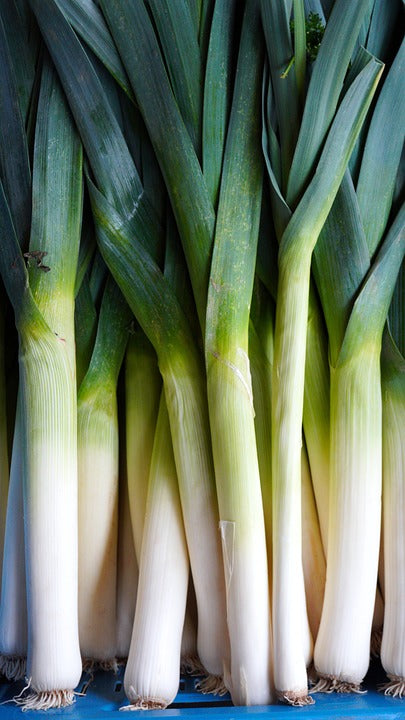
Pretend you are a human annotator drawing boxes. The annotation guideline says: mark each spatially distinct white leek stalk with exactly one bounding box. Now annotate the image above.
[78,278,131,668]
[0,309,9,585]
[116,454,139,662]
[123,394,189,710]
[301,444,326,642]
[19,317,81,707]
[314,346,382,691]
[380,329,405,696]
[0,398,27,680]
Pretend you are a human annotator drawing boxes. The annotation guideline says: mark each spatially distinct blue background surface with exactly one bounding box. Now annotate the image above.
[0,661,404,718]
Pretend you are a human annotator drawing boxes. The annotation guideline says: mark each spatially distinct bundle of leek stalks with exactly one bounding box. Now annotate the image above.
[0,0,403,711]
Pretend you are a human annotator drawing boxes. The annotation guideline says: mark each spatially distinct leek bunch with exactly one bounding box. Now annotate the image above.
[0,0,403,712]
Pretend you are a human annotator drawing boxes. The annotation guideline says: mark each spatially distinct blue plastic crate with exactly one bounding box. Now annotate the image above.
[0,662,404,718]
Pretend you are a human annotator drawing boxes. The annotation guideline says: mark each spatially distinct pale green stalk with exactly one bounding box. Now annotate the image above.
[125,331,161,563]
[302,287,330,551]
[115,425,139,662]
[249,319,273,593]
[300,442,326,641]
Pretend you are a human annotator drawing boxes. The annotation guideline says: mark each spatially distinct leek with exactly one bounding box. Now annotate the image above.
[271,57,382,704]
[89,183,229,688]
[125,210,225,701]
[21,60,82,708]
[0,6,30,681]
[0,398,27,681]
[261,48,331,556]
[380,329,405,696]
[314,206,405,691]
[29,0,229,687]
[77,277,131,669]
[2,1,401,710]
[205,1,272,705]
[313,32,404,690]
[0,308,9,588]
[122,394,189,710]
[0,58,83,707]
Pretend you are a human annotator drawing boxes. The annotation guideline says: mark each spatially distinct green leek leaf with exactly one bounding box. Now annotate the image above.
[286,0,374,207]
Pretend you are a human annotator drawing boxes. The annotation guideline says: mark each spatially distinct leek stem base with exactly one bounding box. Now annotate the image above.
[180,654,205,676]
[277,690,314,706]
[194,674,228,696]
[311,675,365,694]
[0,654,26,681]
[82,657,119,675]
[14,688,76,709]
[380,675,405,698]
[121,690,167,711]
